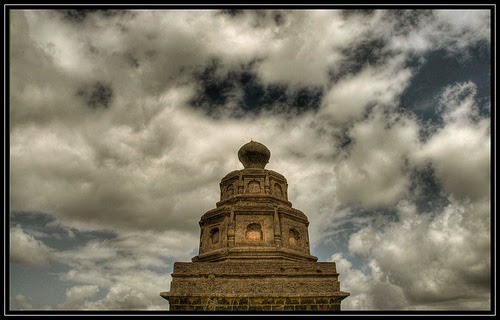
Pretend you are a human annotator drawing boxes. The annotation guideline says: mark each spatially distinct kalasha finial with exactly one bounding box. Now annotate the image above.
[238,140,271,169]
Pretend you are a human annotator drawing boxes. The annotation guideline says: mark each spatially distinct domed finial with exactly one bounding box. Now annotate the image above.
[238,140,271,169]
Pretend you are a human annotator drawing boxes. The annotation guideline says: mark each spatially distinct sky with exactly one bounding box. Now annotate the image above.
[7,6,494,313]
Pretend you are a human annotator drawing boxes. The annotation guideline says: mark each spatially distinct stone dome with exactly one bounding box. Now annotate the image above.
[238,140,271,169]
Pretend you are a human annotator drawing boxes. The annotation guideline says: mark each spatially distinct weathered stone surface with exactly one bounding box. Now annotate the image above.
[238,140,271,169]
[160,294,347,311]
[161,141,349,311]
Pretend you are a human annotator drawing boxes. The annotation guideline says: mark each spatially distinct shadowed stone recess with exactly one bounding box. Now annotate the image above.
[161,141,349,311]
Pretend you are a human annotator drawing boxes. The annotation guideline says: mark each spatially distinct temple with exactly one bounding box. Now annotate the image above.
[160,141,349,311]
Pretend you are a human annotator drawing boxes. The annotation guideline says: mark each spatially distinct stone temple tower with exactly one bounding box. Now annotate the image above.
[160,141,349,311]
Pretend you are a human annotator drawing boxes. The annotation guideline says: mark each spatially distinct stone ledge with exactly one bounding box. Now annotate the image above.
[162,292,350,299]
[192,247,318,262]
[174,261,335,274]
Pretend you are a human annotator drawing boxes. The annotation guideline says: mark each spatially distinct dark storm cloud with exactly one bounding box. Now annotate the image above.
[219,9,244,17]
[10,211,118,251]
[408,163,450,214]
[59,9,127,23]
[61,9,93,22]
[219,9,286,27]
[331,38,389,82]
[334,123,354,150]
[10,210,56,229]
[273,11,285,26]
[340,9,375,19]
[124,52,140,68]
[386,9,434,36]
[190,59,323,118]
[77,82,113,109]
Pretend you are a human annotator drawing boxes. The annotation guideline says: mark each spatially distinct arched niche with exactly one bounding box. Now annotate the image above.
[210,227,220,244]
[245,223,263,241]
[247,180,261,193]
[288,228,300,246]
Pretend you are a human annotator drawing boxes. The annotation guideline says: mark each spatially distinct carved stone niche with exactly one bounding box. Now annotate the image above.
[245,223,263,241]
[203,224,223,252]
[199,213,227,254]
[226,184,234,197]
[234,214,274,246]
[247,180,261,193]
[210,227,220,245]
[220,176,238,200]
[288,228,300,246]
[280,216,310,253]
[273,183,283,197]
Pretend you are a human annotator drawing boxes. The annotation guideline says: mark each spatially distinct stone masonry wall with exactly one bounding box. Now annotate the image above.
[168,296,342,311]
[162,261,349,311]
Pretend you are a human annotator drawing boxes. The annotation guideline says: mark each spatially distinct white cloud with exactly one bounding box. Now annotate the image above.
[416,82,490,201]
[58,285,100,309]
[388,10,490,55]
[9,9,491,311]
[338,198,490,310]
[253,10,348,87]
[85,279,168,310]
[10,224,52,266]
[320,62,413,123]
[432,10,491,51]
[48,229,195,310]
[11,294,34,310]
[335,109,421,207]
[9,10,489,234]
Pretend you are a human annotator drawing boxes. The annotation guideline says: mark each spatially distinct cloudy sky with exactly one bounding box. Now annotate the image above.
[8,6,493,313]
